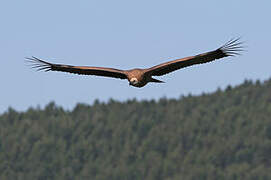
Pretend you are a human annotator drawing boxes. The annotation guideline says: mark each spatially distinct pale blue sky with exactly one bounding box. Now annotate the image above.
[0,1,270,112]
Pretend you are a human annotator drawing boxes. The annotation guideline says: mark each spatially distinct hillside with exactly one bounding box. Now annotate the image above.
[1,79,271,180]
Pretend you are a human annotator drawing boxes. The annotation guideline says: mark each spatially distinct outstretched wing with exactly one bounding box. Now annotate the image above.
[26,57,127,79]
[146,38,244,76]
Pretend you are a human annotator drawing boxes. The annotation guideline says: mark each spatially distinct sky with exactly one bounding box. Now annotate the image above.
[0,0,270,113]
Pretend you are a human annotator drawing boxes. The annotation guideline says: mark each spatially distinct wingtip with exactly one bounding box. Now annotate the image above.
[219,37,245,57]
[25,56,52,72]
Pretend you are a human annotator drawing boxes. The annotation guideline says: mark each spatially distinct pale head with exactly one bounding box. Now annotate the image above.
[129,77,139,86]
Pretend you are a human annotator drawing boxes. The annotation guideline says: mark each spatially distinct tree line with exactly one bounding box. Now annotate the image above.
[1,79,271,180]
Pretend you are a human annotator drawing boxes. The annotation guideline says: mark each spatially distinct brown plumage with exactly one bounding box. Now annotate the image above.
[27,38,243,88]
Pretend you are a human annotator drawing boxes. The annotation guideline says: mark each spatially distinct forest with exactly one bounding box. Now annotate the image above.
[1,79,271,180]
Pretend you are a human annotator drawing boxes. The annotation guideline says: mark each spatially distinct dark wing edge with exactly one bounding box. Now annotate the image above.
[25,56,127,79]
[146,38,244,76]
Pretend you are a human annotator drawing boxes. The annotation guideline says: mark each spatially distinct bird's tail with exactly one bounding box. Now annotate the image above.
[150,78,164,83]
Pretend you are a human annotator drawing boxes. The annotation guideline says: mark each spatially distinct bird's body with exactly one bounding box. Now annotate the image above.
[27,38,243,88]
[125,69,148,87]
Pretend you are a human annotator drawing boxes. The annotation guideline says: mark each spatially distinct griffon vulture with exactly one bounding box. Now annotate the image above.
[27,38,243,88]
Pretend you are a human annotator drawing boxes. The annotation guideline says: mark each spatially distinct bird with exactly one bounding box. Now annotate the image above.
[26,38,243,88]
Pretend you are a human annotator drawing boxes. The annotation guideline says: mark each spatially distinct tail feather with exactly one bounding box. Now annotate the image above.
[150,78,164,83]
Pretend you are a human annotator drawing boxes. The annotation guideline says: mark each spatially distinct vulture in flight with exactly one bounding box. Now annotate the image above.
[27,38,243,88]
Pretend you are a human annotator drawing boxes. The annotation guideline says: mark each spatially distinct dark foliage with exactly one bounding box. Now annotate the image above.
[1,79,271,180]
